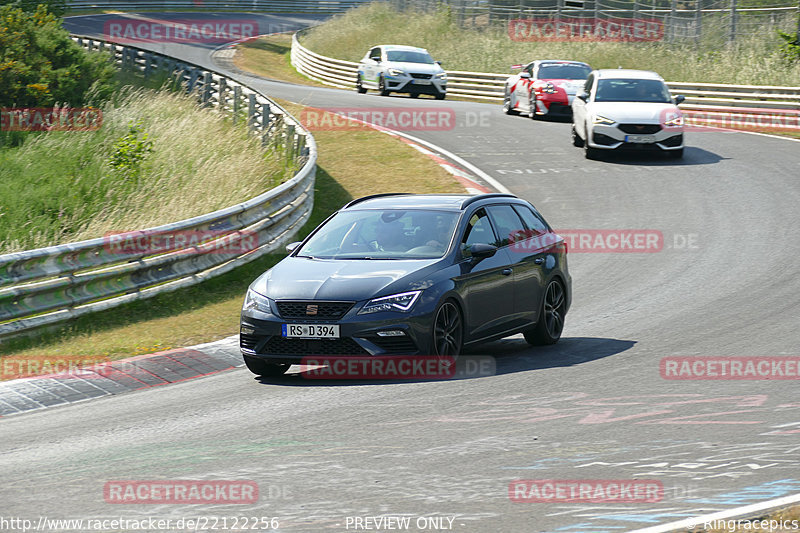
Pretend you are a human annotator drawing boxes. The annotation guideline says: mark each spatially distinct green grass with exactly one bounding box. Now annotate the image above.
[0,84,293,254]
[300,2,800,86]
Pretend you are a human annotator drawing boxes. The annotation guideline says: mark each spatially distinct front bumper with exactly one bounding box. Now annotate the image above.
[240,303,437,363]
[587,123,684,151]
[386,75,446,95]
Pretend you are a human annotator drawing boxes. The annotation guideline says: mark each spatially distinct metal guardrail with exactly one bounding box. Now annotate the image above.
[291,31,800,129]
[64,0,371,13]
[0,36,317,341]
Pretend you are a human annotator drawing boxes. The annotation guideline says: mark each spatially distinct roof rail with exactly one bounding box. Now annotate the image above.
[343,193,411,209]
[460,193,517,209]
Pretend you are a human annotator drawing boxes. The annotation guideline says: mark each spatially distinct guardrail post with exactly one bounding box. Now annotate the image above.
[202,72,212,106]
[248,93,257,133]
[695,0,702,45]
[285,124,296,162]
[144,52,152,79]
[233,85,241,124]
[188,67,199,94]
[218,77,227,110]
[261,103,271,146]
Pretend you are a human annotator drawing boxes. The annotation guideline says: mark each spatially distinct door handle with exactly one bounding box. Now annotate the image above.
[534,258,545,265]
[502,268,513,276]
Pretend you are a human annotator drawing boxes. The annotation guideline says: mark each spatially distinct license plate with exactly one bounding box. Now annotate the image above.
[413,79,431,85]
[282,324,340,339]
[625,135,655,143]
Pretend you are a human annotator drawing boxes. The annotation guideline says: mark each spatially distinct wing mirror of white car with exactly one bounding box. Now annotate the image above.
[435,60,442,66]
[520,72,531,79]
[674,94,686,105]
[286,241,302,254]
[576,91,588,102]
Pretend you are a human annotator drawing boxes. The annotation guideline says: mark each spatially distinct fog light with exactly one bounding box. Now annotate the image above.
[377,330,406,337]
[241,326,255,335]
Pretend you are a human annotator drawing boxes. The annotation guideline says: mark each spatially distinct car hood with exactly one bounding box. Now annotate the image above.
[587,102,681,123]
[388,62,444,75]
[251,257,441,302]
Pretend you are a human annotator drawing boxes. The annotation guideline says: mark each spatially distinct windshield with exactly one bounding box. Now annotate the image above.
[594,78,673,103]
[385,50,435,64]
[538,64,591,80]
[297,209,459,260]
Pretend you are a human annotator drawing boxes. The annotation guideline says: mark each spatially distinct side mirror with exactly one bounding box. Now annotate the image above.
[576,91,588,102]
[520,72,531,79]
[435,60,442,66]
[467,243,498,263]
[285,241,302,254]
[674,94,685,105]
[372,58,381,63]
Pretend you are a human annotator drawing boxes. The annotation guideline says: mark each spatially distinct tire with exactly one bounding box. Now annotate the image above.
[524,279,567,346]
[571,125,584,147]
[378,76,390,96]
[356,74,367,94]
[432,299,463,358]
[243,355,290,377]
[410,93,419,98]
[584,125,600,159]
[502,91,516,115]
[668,148,684,159]
[435,92,446,100]
[529,94,538,119]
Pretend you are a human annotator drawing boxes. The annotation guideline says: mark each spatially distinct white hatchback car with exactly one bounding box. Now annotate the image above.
[356,45,447,99]
[571,69,686,159]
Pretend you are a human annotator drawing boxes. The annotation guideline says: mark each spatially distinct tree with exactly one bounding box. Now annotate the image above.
[0,4,115,107]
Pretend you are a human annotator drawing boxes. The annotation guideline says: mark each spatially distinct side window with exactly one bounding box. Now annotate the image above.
[369,47,381,61]
[513,205,549,236]
[486,205,526,248]
[461,209,497,257]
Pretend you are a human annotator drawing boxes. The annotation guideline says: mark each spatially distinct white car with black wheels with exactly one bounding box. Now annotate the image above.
[571,69,686,159]
[356,45,447,99]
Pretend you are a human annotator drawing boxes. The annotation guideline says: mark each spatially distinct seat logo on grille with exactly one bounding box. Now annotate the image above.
[306,305,318,316]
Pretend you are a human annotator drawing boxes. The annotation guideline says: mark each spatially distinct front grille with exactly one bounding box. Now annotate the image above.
[371,336,418,354]
[276,301,354,320]
[410,73,432,79]
[661,134,683,147]
[262,337,369,356]
[618,124,661,134]
[592,132,618,146]
[240,333,260,351]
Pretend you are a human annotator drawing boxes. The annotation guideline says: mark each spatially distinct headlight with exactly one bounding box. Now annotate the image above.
[435,72,447,79]
[388,68,405,76]
[541,82,557,94]
[358,290,421,315]
[593,115,616,125]
[663,115,684,127]
[243,288,271,313]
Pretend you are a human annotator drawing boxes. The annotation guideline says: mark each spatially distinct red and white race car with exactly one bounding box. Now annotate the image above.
[503,60,592,119]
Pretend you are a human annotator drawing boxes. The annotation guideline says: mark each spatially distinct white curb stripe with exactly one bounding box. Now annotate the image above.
[628,492,800,533]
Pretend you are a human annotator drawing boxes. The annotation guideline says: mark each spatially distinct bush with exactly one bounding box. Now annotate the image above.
[778,29,800,62]
[0,4,115,107]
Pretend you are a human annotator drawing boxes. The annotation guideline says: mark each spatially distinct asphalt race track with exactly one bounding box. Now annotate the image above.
[1,12,799,533]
